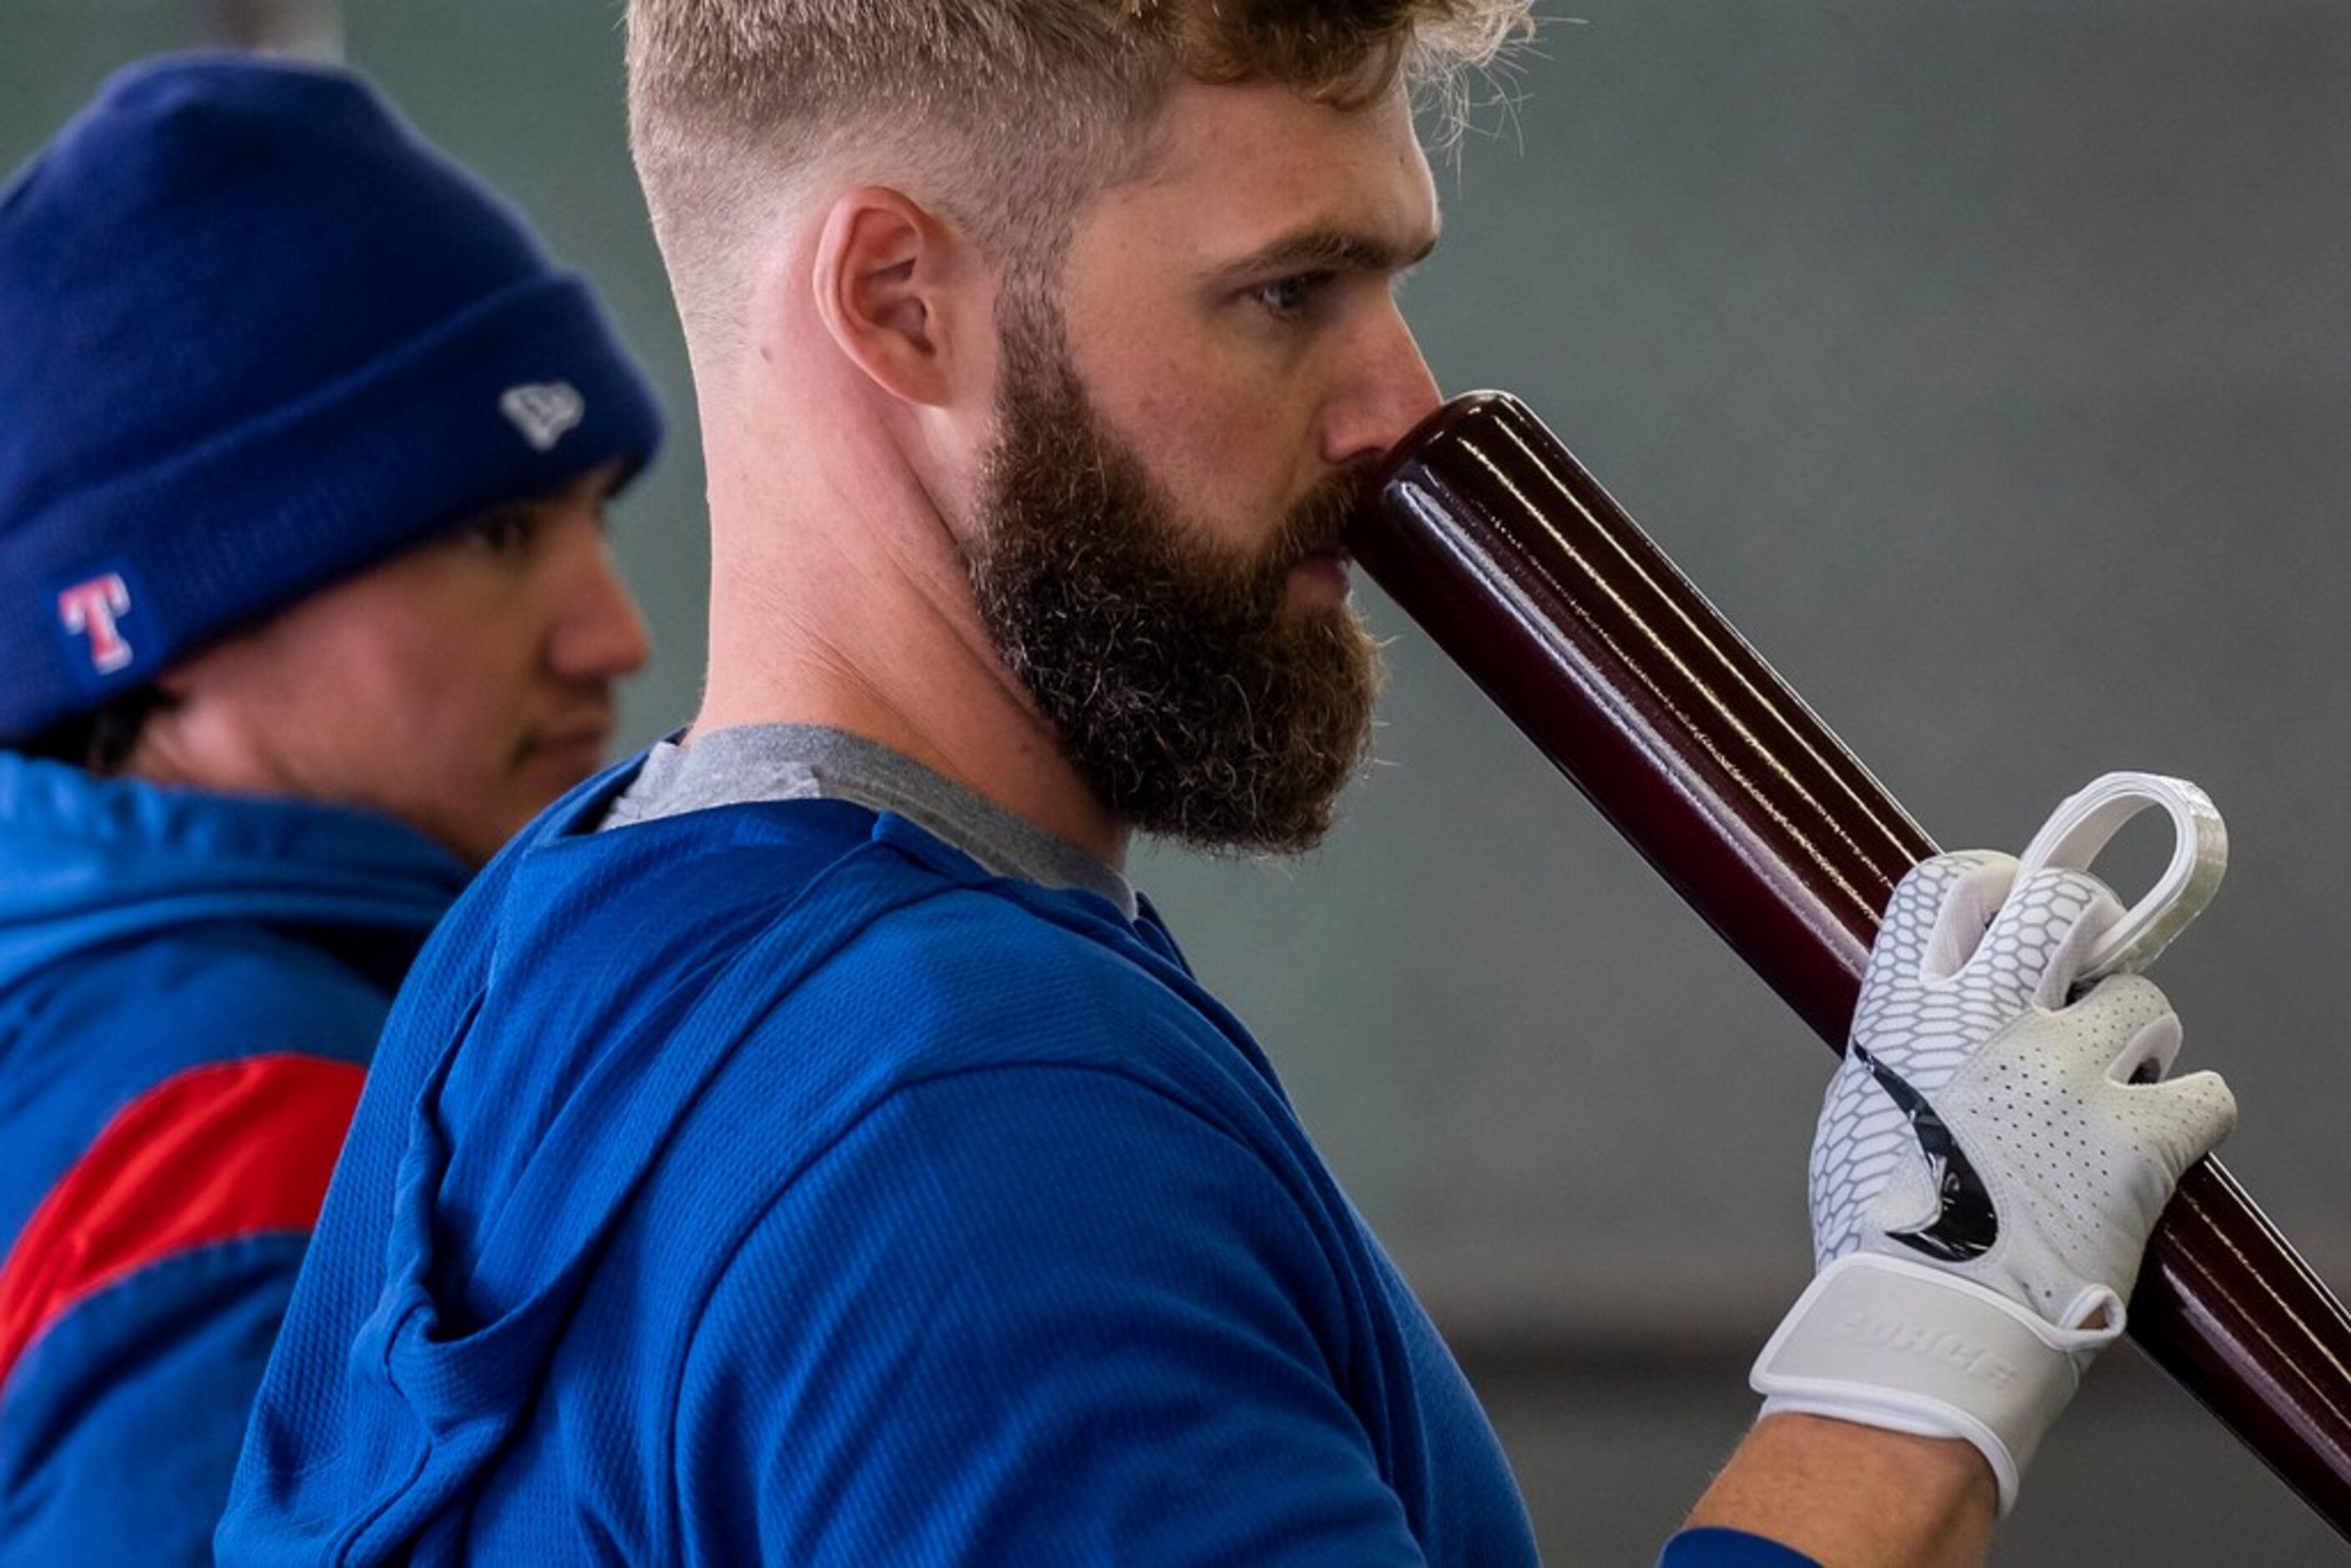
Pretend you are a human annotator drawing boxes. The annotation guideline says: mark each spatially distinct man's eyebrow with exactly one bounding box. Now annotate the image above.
[1215,225,1441,283]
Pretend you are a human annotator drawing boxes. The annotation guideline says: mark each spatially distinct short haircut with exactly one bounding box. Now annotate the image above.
[627,0,1531,354]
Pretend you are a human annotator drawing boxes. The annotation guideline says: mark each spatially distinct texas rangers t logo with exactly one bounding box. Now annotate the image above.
[58,573,134,675]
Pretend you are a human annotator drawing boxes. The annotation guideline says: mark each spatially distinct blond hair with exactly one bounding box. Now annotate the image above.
[627,0,1531,352]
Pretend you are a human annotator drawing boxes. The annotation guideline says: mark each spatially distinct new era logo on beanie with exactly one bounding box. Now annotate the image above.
[0,54,664,741]
[501,382,587,453]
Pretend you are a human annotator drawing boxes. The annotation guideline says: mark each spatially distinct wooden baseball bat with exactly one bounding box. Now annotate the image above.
[1347,390,2351,1539]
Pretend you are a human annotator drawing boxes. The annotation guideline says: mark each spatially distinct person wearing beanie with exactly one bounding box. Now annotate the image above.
[0,53,663,1562]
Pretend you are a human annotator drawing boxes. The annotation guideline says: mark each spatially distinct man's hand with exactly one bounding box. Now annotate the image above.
[1752,850,2237,1513]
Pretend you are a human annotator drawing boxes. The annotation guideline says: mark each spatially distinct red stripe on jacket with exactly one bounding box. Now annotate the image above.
[0,1053,364,1391]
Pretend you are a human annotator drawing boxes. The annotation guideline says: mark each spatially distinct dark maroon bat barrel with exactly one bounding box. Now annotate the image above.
[1348,391,2351,1537]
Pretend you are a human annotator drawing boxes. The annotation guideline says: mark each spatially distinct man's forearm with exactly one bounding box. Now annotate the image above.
[1683,1414,1995,1568]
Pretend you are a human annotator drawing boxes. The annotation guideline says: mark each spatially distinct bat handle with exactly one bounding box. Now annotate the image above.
[1349,390,2351,1539]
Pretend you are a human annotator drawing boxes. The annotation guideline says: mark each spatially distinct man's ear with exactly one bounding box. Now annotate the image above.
[811,186,983,409]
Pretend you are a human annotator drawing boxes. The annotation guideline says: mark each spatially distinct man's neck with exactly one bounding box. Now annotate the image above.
[691,680,1128,874]
[694,437,1129,873]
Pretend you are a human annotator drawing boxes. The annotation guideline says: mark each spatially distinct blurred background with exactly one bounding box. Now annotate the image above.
[7,0,2349,1558]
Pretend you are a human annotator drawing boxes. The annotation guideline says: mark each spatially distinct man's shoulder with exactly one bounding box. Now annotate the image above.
[527,815,1258,1176]
[399,796,1259,1218]
[21,918,395,1072]
[0,925,390,1222]
[788,865,1219,1062]
[504,790,887,913]
[386,795,1185,1150]
[405,792,890,995]
[483,790,1167,1035]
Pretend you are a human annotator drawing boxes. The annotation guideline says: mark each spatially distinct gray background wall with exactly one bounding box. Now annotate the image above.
[6,2,2348,1559]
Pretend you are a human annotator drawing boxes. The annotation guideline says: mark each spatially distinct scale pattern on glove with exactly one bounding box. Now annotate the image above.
[1809,853,2105,1271]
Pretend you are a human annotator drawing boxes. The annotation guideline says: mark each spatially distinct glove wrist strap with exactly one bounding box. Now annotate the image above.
[1750,1254,2116,1515]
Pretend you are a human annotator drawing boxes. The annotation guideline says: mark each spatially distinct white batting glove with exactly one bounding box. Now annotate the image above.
[1751,847,2236,1514]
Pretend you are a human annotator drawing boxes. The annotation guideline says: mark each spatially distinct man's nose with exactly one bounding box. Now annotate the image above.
[549,533,651,681]
[1320,301,1443,471]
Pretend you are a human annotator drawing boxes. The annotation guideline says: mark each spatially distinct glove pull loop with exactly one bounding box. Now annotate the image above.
[2011,771,2227,982]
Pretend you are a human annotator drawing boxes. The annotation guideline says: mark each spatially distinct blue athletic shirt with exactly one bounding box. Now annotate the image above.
[220,746,1811,1565]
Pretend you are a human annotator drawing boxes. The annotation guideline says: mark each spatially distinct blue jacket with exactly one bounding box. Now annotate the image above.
[0,753,467,1563]
[220,767,1818,1566]
[220,773,1544,1564]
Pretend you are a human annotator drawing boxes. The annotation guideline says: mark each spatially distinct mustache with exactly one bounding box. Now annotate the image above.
[1173,463,1384,625]
[1275,464,1378,564]
[1221,463,1378,598]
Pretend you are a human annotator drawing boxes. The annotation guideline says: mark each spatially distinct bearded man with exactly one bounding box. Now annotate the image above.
[221,5,2231,1565]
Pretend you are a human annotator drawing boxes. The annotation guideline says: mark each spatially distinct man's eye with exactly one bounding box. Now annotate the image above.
[1251,271,1330,320]
[463,510,539,556]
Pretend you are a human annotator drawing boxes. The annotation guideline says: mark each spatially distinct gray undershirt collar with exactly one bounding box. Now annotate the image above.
[599,722,1136,918]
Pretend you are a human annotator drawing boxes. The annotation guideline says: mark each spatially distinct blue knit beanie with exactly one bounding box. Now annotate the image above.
[0,53,665,739]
